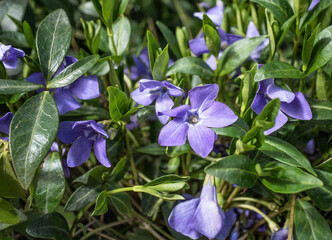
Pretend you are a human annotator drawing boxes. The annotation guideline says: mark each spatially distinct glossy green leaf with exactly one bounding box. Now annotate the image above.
[133,186,184,201]
[205,155,257,188]
[26,213,70,240]
[316,158,332,173]
[302,24,320,72]
[0,199,19,224]
[294,199,332,240]
[213,118,249,139]
[166,142,190,157]
[164,157,180,173]
[110,155,129,182]
[35,152,65,213]
[306,25,332,75]
[109,192,131,214]
[259,136,315,175]
[176,26,189,57]
[47,55,99,88]
[121,106,142,122]
[203,14,221,58]
[236,126,265,153]
[254,61,305,81]
[152,45,169,81]
[144,174,189,190]
[316,69,332,101]
[276,15,295,48]
[260,162,323,193]
[137,143,165,155]
[10,92,59,189]
[36,9,72,81]
[250,0,294,23]
[306,98,332,123]
[22,20,35,49]
[306,169,332,211]
[252,98,280,130]
[73,165,109,184]
[109,16,131,55]
[0,31,29,48]
[147,30,160,73]
[167,56,214,77]
[156,21,181,58]
[0,79,44,95]
[64,183,103,212]
[101,0,115,28]
[137,105,156,122]
[107,86,128,121]
[92,190,108,216]
[218,36,267,76]
[299,0,332,30]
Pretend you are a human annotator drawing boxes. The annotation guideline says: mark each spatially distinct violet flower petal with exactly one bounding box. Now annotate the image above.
[94,135,111,167]
[271,228,289,240]
[217,208,237,240]
[0,112,14,135]
[188,124,215,158]
[168,198,202,239]
[264,110,288,135]
[158,118,189,146]
[164,81,183,97]
[246,21,260,38]
[53,88,81,115]
[139,79,164,91]
[160,105,192,118]
[267,84,295,103]
[130,88,159,106]
[26,72,46,94]
[308,0,320,11]
[280,92,312,120]
[206,55,217,71]
[189,84,219,112]
[67,136,93,167]
[194,5,224,26]
[57,121,85,144]
[69,75,100,100]
[156,92,174,125]
[200,101,238,128]
[189,34,209,56]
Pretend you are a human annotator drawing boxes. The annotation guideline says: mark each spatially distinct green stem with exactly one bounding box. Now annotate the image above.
[225,186,242,208]
[173,0,192,39]
[125,129,139,185]
[106,186,134,196]
[232,197,279,211]
[185,150,191,174]
[288,194,296,240]
[6,102,14,113]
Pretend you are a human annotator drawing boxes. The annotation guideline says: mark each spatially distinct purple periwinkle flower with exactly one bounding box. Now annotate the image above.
[0,112,13,141]
[158,84,237,158]
[26,56,100,115]
[246,21,269,62]
[129,48,152,80]
[271,228,289,240]
[131,80,183,125]
[0,44,25,69]
[193,2,224,26]
[251,78,312,135]
[57,120,111,168]
[168,180,236,239]
[308,0,320,11]
[189,28,243,70]
[303,139,315,155]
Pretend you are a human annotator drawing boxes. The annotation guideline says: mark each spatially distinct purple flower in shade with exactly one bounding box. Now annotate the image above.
[271,228,289,240]
[0,44,25,69]
[50,142,70,178]
[130,80,183,125]
[189,28,243,70]
[0,112,13,141]
[308,0,320,11]
[193,2,224,26]
[230,227,240,240]
[56,120,111,168]
[246,21,269,63]
[26,56,100,115]
[158,84,237,158]
[303,139,315,155]
[251,76,312,135]
[168,180,236,239]
[129,48,152,81]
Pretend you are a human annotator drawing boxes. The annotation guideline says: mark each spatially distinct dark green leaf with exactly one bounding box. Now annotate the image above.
[302,24,320,72]
[252,98,280,130]
[133,186,184,201]
[254,61,305,81]
[110,155,129,182]
[0,80,44,95]
[0,199,19,224]
[147,30,160,73]
[107,86,128,121]
[64,183,103,212]
[260,162,323,193]
[137,105,156,122]
[306,169,332,211]
[26,213,70,240]
[73,165,109,184]
[0,32,29,48]
[101,0,114,28]
[218,36,267,76]
[144,174,189,187]
[213,118,249,138]
[35,152,65,213]
[110,16,131,55]
[156,21,181,58]
[276,15,296,48]
[137,143,165,155]
[167,56,214,77]
[36,9,72,81]
[316,158,332,173]
[259,136,315,175]
[152,45,169,81]
[109,192,132,214]
[10,92,59,189]
[205,155,257,188]
[250,0,294,23]
[22,20,35,49]
[47,55,99,88]
[316,69,332,101]
[121,106,141,122]
[306,98,332,123]
[166,142,190,157]
[294,199,332,240]
[203,14,221,58]
[92,190,108,216]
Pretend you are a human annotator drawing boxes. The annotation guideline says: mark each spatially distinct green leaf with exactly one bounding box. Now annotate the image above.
[167,56,214,77]
[0,80,44,95]
[0,153,25,198]
[47,55,99,88]
[276,15,296,48]
[0,199,19,224]
[252,98,280,130]
[36,9,72,81]
[218,36,267,76]
[147,30,160,73]
[203,14,221,58]
[64,183,103,212]
[259,136,315,175]
[306,169,332,211]
[260,162,323,193]
[137,105,156,122]
[306,25,332,75]
[92,190,108,216]
[166,142,190,157]
[121,106,141,122]
[156,21,181,58]
[306,98,332,123]
[164,157,180,173]
[109,192,132,214]
[0,32,29,48]
[136,143,165,155]
[10,92,59,189]
[22,20,35,49]
[213,118,249,139]
[109,16,131,55]
[254,61,305,81]
[152,45,169,81]
[236,126,265,153]
[107,86,128,121]
[250,0,294,23]
[316,69,332,101]
[73,165,109,184]
[133,186,184,201]
[110,155,129,182]
[302,24,320,72]
[26,213,70,240]
[35,152,65,213]
[143,174,189,191]
[101,0,115,28]
[294,199,332,240]
[176,26,189,57]
[316,158,332,173]
[205,155,257,188]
